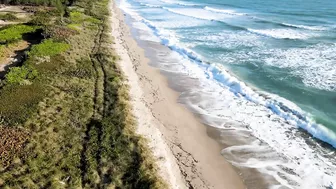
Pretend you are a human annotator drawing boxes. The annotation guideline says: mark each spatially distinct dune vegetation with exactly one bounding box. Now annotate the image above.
[0,0,165,188]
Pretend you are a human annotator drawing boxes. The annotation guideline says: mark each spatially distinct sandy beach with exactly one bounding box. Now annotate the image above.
[109,1,246,189]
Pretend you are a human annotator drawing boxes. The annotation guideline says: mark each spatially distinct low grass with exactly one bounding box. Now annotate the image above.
[0,0,166,188]
[0,25,39,44]
[0,82,47,126]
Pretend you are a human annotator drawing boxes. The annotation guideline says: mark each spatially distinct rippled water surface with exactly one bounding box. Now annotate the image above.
[118,0,336,188]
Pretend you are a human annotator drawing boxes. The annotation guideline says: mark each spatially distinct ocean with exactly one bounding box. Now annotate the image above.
[117,0,336,188]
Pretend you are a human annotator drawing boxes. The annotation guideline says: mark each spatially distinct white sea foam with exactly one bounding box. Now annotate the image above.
[158,0,175,4]
[204,6,247,16]
[175,2,199,7]
[159,0,199,6]
[140,3,162,8]
[119,1,336,188]
[137,8,209,29]
[142,22,336,188]
[264,43,336,91]
[132,22,161,42]
[178,62,336,188]
[190,30,263,49]
[153,18,209,29]
[119,0,140,18]
[211,36,335,91]
[281,23,329,31]
[247,28,316,39]
[162,7,232,21]
[180,56,336,188]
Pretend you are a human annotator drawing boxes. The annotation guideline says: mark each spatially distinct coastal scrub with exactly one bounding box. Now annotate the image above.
[0,0,166,188]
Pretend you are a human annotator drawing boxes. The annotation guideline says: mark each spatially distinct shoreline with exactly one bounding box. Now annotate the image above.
[110,1,246,189]
[113,0,336,187]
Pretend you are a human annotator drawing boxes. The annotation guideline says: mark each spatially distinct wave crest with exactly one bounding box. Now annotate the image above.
[247,28,315,39]
[281,23,329,31]
[204,6,247,16]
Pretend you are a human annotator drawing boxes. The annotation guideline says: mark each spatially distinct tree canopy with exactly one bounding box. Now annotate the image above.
[0,0,72,6]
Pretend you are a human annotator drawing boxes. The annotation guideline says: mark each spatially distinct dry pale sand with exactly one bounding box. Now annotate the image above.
[109,2,246,189]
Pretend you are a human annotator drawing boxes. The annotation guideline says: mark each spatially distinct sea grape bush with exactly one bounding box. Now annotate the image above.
[0,25,38,44]
[5,66,38,85]
[29,39,70,57]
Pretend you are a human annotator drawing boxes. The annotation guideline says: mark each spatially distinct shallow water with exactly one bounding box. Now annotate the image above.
[118,0,336,188]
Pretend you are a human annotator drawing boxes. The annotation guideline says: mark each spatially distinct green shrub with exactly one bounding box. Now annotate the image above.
[0,13,18,21]
[86,17,101,24]
[69,11,101,25]
[0,25,39,44]
[67,23,81,31]
[6,66,38,85]
[70,11,85,24]
[29,39,70,57]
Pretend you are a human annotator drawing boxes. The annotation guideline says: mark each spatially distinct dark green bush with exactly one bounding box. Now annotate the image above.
[5,0,68,6]
[29,11,52,26]
[0,25,38,44]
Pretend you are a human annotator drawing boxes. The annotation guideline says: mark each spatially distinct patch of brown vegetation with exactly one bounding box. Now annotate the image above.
[0,127,30,168]
[21,6,55,13]
[45,25,79,41]
[0,40,29,70]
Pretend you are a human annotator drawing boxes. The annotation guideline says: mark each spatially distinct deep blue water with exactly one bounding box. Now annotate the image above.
[119,0,336,188]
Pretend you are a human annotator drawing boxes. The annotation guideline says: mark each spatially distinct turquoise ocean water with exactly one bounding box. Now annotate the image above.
[118,0,336,188]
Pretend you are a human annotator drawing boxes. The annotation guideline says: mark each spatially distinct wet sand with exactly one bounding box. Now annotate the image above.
[110,1,246,189]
